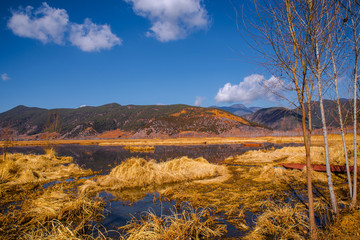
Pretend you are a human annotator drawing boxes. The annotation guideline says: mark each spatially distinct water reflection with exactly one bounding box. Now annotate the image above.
[5,143,282,173]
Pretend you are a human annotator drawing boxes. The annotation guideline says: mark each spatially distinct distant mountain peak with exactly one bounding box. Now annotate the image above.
[211,104,263,116]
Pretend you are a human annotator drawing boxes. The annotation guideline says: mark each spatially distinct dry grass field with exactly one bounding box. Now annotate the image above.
[1,133,357,148]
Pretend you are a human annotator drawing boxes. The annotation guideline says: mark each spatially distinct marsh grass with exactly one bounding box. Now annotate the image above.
[0,182,105,239]
[244,204,308,240]
[0,152,92,186]
[120,203,226,240]
[321,208,360,239]
[22,220,116,240]
[226,144,357,166]
[158,162,351,238]
[80,156,229,194]
[123,146,155,152]
[0,151,104,240]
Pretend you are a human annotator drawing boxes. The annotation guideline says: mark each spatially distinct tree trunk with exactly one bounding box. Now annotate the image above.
[351,47,358,208]
[332,53,352,198]
[300,100,316,237]
[317,73,339,215]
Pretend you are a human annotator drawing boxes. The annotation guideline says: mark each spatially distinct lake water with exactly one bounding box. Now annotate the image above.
[6,143,280,173]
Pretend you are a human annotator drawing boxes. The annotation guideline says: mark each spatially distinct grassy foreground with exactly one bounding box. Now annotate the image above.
[0,151,229,239]
[1,136,360,239]
[0,150,104,239]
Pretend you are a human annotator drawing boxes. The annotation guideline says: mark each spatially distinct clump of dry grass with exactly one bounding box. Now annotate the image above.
[123,146,155,152]
[22,188,104,226]
[245,204,308,240]
[81,157,229,193]
[0,184,104,239]
[321,209,360,239]
[247,165,290,183]
[0,152,92,185]
[23,219,109,240]
[227,145,354,166]
[243,165,329,185]
[120,204,227,240]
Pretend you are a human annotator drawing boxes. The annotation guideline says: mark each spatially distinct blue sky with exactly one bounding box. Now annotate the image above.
[0,0,281,113]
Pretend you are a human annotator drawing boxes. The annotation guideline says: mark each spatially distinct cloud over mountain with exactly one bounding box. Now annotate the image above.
[215,74,281,104]
[8,2,121,52]
[125,0,210,42]
[194,96,205,106]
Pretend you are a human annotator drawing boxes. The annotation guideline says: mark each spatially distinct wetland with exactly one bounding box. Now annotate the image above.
[0,137,359,239]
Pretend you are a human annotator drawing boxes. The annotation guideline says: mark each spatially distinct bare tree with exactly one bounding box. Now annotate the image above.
[327,1,353,199]
[349,1,360,208]
[340,0,360,208]
[240,0,318,236]
[309,0,339,216]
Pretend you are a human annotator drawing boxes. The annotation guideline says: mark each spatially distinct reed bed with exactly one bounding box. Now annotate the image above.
[120,204,226,240]
[158,161,349,238]
[0,150,92,186]
[227,144,356,166]
[0,150,104,240]
[80,157,229,194]
[322,209,360,239]
[0,183,105,239]
[244,204,308,240]
[123,145,155,152]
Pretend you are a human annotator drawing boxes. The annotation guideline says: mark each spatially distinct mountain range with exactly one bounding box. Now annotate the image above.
[0,99,355,139]
[244,99,356,131]
[0,104,267,139]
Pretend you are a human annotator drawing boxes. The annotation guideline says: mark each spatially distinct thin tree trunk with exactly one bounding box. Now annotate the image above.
[300,100,316,238]
[332,53,352,198]
[317,73,339,215]
[351,43,358,208]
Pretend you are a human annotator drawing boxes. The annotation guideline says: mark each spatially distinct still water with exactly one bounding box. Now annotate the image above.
[6,143,278,173]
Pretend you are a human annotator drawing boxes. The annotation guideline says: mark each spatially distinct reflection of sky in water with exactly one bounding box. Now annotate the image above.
[5,143,284,173]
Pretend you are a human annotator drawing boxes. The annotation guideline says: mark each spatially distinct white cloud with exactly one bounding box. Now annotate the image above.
[7,3,69,44]
[79,105,87,108]
[1,73,10,81]
[7,2,121,52]
[215,74,282,104]
[69,19,122,52]
[194,96,205,106]
[125,0,210,42]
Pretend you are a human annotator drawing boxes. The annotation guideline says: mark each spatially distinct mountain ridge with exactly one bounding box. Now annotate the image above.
[0,104,269,139]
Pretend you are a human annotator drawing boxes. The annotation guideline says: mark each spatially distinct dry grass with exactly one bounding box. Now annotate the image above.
[321,209,360,239]
[2,133,359,148]
[0,150,104,239]
[158,161,350,238]
[23,219,117,240]
[80,157,229,194]
[0,183,105,239]
[123,145,155,152]
[227,144,356,166]
[244,204,308,240]
[120,204,226,240]
[0,151,92,186]
[1,137,267,147]
[259,134,358,145]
